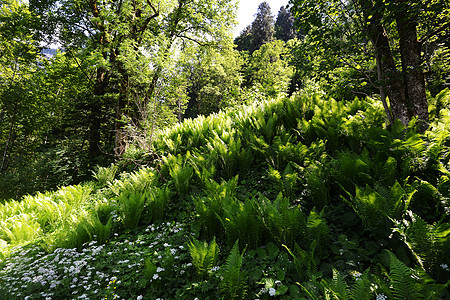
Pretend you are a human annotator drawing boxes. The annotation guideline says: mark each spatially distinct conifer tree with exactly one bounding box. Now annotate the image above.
[249,1,275,53]
[234,1,274,53]
[274,6,297,42]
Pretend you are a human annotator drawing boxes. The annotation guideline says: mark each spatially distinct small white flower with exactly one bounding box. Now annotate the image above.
[440,263,448,270]
[157,267,165,273]
[269,287,276,296]
[376,294,387,300]
[153,274,159,280]
[137,296,143,300]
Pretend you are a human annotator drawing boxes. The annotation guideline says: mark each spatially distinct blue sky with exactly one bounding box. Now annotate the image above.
[234,0,290,37]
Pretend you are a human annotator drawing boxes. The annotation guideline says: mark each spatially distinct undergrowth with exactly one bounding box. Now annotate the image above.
[0,89,449,299]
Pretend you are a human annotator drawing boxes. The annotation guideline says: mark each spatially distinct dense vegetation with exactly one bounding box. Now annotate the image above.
[1,0,449,298]
[1,90,449,299]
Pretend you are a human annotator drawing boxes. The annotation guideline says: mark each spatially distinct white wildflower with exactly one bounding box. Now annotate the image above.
[376,294,387,300]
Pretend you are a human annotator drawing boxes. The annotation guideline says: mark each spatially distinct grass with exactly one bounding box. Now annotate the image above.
[0,90,449,299]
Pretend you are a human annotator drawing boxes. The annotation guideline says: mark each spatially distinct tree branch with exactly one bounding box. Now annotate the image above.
[419,22,450,44]
[67,49,93,85]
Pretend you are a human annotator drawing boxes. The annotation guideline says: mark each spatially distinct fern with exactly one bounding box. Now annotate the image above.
[324,268,350,299]
[219,196,264,248]
[147,185,171,222]
[92,163,118,187]
[164,154,193,196]
[188,237,220,279]
[257,193,306,249]
[193,176,239,239]
[283,241,319,282]
[385,250,421,299]
[117,190,147,230]
[220,240,247,300]
[392,211,450,277]
[306,209,330,258]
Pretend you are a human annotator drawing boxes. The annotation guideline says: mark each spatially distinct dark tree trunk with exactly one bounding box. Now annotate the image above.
[358,0,412,126]
[114,72,128,157]
[396,2,429,131]
[0,102,18,173]
[89,67,108,161]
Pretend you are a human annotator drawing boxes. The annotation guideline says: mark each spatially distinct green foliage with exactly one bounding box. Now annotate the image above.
[392,211,450,279]
[322,268,372,300]
[257,193,305,249]
[1,91,449,299]
[341,182,416,234]
[93,164,119,188]
[188,237,220,279]
[164,154,193,197]
[385,250,422,299]
[220,240,248,300]
[245,40,294,96]
[235,1,275,53]
[116,190,147,231]
[218,196,264,249]
[146,185,171,223]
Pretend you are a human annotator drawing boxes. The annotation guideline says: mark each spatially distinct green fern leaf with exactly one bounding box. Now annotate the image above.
[386,250,421,300]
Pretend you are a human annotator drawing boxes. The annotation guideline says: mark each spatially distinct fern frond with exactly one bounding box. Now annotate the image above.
[188,237,220,278]
[385,250,421,299]
[329,268,350,299]
[221,239,247,299]
[350,269,371,300]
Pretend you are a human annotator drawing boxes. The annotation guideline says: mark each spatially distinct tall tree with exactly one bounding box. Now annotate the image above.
[244,40,294,96]
[235,25,253,52]
[31,0,237,156]
[290,0,450,130]
[274,6,297,42]
[183,46,244,118]
[0,0,39,173]
[235,1,274,53]
[249,1,275,53]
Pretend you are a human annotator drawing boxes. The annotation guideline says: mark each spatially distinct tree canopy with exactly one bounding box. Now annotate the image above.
[290,0,450,129]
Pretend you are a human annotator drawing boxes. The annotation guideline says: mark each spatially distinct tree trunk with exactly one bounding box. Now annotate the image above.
[114,72,128,157]
[0,102,18,173]
[396,2,429,131]
[89,67,107,161]
[376,51,394,125]
[358,0,411,126]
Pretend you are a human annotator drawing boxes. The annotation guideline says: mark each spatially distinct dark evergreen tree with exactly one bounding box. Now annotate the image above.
[274,6,297,42]
[234,25,253,52]
[234,2,274,53]
[250,1,275,53]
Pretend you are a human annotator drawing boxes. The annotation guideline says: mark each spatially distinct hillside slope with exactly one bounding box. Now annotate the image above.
[1,91,449,299]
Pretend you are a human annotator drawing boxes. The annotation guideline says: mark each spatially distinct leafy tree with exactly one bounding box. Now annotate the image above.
[0,0,39,173]
[290,0,450,129]
[244,40,294,97]
[183,46,244,118]
[30,0,237,156]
